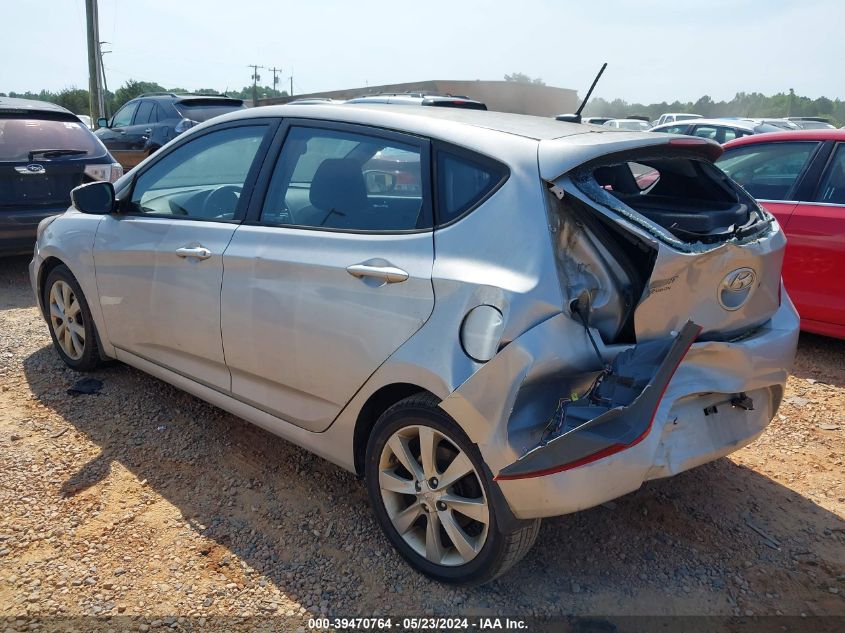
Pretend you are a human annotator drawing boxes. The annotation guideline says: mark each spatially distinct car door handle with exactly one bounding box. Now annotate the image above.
[144,128,152,134]
[346,263,409,283]
[175,246,212,260]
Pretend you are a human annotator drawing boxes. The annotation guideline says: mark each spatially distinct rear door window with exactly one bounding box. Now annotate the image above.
[134,101,156,125]
[813,143,845,205]
[717,142,819,200]
[435,150,507,224]
[260,126,429,231]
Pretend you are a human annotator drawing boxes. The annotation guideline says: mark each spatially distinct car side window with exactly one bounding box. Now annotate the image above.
[691,126,719,141]
[129,125,268,220]
[813,144,845,205]
[111,102,138,128]
[435,150,507,225]
[657,124,687,134]
[260,126,428,231]
[134,101,155,125]
[722,128,738,142]
[716,142,819,201]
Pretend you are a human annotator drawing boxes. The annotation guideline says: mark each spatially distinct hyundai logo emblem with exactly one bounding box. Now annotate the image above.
[718,268,757,311]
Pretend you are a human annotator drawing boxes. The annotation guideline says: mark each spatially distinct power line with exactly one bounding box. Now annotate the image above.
[270,67,282,94]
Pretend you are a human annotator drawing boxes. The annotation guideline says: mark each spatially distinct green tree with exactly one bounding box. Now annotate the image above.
[111,80,167,111]
[504,72,545,85]
[53,88,89,115]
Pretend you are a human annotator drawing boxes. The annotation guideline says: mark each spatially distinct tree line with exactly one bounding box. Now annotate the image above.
[0,79,289,118]
[584,90,844,125]
[3,78,843,127]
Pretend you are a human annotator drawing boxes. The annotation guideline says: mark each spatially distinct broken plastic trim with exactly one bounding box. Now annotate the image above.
[495,320,702,480]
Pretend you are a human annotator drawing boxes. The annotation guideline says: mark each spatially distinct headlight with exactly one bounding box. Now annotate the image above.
[84,162,124,183]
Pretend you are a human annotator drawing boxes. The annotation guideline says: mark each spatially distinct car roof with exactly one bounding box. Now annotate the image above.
[131,93,243,103]
[195,102,723,181]
[219,103,603,140]
[0,96,74,116]
[653,118,759,131]
[723,128,845,148]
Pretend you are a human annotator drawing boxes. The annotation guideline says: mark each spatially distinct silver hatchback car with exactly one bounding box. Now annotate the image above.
[31,105,799,584]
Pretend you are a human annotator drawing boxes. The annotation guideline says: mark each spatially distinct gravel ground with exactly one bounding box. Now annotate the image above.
[1,254,844,630]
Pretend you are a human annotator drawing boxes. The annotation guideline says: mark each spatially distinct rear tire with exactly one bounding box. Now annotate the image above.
[43,265,101,372]
[365,393,540,585]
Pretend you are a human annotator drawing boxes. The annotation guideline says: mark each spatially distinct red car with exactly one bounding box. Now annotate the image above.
[719,130,845,339]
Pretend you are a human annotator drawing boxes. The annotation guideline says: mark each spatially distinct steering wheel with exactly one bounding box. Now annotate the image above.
[202,185,242,219]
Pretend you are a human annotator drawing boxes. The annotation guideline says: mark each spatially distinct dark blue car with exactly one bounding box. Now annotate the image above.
[0,97,121,256]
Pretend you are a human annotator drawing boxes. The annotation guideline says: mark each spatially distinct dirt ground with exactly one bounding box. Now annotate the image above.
[1,254,843,630]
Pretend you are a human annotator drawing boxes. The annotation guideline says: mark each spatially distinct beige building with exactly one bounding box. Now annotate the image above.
[259,79,578,117]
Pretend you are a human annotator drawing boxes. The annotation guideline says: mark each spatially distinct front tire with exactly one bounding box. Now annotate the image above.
[43,265,101,372]
[365,394,540,585]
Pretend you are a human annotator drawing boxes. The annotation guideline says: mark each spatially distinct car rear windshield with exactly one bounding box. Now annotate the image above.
[174,100,245,122]
[0,117,105,162]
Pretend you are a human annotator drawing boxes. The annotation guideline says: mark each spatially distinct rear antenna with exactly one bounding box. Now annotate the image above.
[555,62,607,124]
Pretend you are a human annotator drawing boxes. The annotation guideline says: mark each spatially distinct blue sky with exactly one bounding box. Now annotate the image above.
[3,0,844,102]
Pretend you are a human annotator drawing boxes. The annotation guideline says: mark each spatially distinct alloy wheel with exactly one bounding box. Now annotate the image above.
[49,280,86,360]
[378,424,490,566]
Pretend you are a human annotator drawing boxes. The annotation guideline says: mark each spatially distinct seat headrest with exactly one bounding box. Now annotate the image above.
[309,158,367,214]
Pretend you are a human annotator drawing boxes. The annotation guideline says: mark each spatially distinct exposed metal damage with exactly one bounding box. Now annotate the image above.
[496,320,701,480]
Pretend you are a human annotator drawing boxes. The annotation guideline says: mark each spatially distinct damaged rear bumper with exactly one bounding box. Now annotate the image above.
[440,294,799,520]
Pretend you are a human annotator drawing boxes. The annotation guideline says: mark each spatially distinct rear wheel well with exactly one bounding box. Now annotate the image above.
[37,257,66,316]
[353,383,435,476]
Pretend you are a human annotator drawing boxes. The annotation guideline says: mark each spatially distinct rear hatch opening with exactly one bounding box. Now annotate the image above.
[570,148,774,250]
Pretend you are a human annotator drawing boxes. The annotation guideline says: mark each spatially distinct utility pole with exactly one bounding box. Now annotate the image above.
[290,73,293,97]
[99,41,111,117]
[248,64,264,106]
[85,0,102,123]
[270,67,282,94]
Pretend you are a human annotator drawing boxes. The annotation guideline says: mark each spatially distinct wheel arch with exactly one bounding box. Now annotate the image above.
[36,256,68,318]
[352,382,436,476]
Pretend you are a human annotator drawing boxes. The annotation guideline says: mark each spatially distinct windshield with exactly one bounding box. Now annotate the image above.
[0,117,106,162]
[174,101,245,122]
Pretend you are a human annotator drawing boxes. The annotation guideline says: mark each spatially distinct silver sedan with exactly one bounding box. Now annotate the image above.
[31,104,799,584]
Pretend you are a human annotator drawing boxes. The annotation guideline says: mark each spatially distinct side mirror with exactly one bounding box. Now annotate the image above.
[97,117,109,128]
[71,181,115,215]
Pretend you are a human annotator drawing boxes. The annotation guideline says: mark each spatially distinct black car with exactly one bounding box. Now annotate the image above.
[95,93,245,170]
[0,97,121,256]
